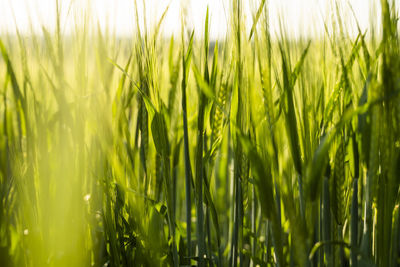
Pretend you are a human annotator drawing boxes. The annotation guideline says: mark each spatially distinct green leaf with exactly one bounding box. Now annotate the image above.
[151,112,170,157]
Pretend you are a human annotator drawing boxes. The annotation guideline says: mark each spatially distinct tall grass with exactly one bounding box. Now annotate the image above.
[0,0,400,266]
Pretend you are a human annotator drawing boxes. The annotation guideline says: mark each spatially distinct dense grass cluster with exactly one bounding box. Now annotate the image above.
[1,0,400,266]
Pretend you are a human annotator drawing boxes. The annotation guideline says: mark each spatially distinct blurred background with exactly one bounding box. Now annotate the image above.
[0,0,382,40]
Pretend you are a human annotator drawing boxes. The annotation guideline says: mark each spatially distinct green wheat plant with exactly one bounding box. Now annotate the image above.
[0,0,400,266]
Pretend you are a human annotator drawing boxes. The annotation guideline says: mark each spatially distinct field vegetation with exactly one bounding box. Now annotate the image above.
[1,0,400,266]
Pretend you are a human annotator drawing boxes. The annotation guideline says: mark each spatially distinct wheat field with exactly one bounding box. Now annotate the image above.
[0,0,400,266]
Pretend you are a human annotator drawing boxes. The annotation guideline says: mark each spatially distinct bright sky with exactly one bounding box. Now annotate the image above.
[0,0,385,39]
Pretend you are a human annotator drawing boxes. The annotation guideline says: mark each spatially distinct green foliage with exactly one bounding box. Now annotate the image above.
[1,1,400,266]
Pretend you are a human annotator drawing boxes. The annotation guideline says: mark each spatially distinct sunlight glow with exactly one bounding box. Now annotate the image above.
[0,0,383,39]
